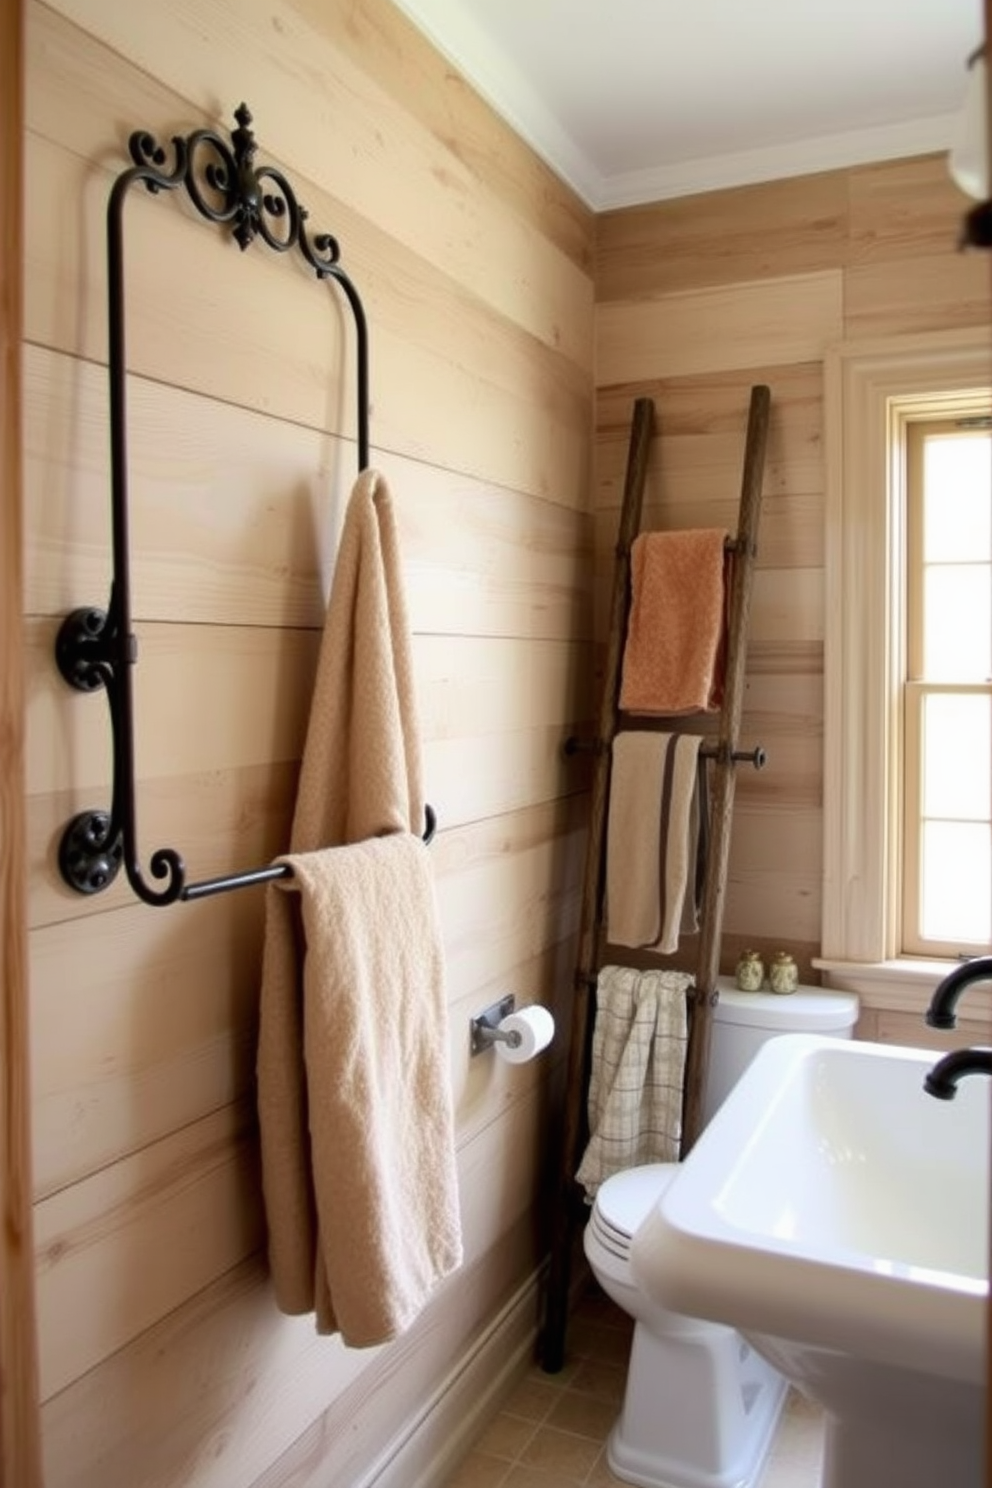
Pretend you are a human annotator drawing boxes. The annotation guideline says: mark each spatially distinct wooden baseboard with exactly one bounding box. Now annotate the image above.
[355,1268,543,1488]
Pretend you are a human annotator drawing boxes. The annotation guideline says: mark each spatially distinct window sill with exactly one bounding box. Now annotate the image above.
[813,956,992,1021]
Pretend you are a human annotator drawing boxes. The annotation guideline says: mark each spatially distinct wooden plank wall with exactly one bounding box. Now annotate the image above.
[24,1,595,1484]
[594,157,991,1014]
[3,1,44,1485]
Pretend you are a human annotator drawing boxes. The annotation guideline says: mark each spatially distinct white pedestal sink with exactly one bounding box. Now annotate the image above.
[631,1034,990,1488]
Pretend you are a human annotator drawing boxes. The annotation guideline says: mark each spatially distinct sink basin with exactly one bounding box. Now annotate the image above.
[631,1034,991,1488]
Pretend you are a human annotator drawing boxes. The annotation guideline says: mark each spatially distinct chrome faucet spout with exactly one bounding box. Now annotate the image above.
[924,1046,992,1101]
[925,956,992,1030]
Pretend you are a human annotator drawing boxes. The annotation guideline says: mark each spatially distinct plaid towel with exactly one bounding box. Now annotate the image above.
[576,965,692,1199]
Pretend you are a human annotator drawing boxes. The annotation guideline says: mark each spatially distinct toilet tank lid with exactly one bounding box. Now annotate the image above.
[713,977,859,1032]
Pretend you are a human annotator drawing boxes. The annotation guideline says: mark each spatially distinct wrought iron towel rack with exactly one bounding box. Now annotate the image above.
[54,103,434,908]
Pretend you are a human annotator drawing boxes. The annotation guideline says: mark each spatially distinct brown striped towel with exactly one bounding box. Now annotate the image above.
[606,732,706,954]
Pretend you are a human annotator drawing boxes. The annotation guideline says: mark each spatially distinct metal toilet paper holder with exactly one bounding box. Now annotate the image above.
[470,994,521,1056]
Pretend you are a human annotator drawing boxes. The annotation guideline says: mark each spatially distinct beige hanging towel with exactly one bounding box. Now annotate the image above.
[576,965,692,1199]
[606,731,705,954]
[256,469,462,1346]
[619,529,730,715]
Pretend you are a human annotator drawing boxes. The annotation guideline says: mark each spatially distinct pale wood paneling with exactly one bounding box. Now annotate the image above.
[1,0,43,1479]
[596,170,849,301]
[33,0,594,372]
[595,271,843,386]
[27,761,299,928]
[593,155,988,994]
[298,3,594,277]
[26,0,595,1482]
[24,346,593,638]
[26,127,591,504]
[31,801,584,1205]
[844,251,992,340]
[30,893,264,1196]
[39,1119,548,1488]
[25,619,321,797]
[35,1102,262,1400]
[846,154,982,265]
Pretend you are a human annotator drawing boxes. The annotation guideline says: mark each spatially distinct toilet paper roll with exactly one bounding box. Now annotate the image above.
[495,1005,555,1064]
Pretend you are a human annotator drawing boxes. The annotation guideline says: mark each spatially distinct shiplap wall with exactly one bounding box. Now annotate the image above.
[594,157,992,1044]
[24,1,595,1484]
[22,1,992,1480]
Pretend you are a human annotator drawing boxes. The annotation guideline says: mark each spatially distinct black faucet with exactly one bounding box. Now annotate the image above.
[924,956,992,1030]
[924,1046,992,1100]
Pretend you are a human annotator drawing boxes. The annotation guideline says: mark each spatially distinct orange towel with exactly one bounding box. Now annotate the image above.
[619,530,730,715]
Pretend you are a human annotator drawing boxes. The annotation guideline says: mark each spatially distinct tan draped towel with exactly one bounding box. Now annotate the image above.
[256,469,462,1346]
[619,529,730,715]
[576,965,691,1199]
[606,732,704,954]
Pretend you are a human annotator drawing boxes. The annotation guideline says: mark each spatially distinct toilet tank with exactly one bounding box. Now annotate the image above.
[703,976,859,1128]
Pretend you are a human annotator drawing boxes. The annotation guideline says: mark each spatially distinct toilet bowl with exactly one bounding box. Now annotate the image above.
[583,979,859,1488]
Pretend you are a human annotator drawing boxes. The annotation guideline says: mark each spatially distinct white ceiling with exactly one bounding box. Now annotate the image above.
[392,0,984,209]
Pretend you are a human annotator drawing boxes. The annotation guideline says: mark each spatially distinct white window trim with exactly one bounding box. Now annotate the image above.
[817,327,992,1015]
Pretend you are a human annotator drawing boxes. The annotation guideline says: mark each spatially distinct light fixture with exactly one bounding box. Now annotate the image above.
[949,44,992,249]
[949,46,988,201]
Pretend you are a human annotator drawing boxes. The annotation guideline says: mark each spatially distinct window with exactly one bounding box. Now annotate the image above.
[819,329,992,1009]
[903,418,991,956]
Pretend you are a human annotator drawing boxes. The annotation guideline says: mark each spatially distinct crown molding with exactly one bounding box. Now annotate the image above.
[392,0,964,211]
[596,113,961,210]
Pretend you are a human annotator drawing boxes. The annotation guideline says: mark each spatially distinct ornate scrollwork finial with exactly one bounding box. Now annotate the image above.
[229,102,262,250]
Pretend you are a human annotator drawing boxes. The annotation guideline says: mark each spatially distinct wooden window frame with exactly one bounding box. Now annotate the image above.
[901,419,991,958]
[817,329,992,1011]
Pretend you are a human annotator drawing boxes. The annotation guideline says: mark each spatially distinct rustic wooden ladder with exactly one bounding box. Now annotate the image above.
[541,384,771,1373]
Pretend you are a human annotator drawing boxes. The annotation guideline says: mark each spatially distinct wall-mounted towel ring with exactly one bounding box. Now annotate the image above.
[53,105,433,907]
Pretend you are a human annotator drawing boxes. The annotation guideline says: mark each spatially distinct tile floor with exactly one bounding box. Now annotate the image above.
[441,1286,824,1488]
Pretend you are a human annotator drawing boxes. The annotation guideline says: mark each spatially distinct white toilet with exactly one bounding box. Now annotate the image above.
[583,977,859,1488]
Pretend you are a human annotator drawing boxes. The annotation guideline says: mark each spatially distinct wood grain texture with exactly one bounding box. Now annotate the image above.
[39,1125,548,1488]
[40,0,594,369]
[26,129,591,503]
[0,0,42,1481]
[25,0,596,1481]
[593,153,989,992]
[596,169,848,301]
[24,346,594,637]
[596,271,843,385]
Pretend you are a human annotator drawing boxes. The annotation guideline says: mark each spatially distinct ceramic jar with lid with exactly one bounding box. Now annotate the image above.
[768,951,799,995]
[735,949,765,992]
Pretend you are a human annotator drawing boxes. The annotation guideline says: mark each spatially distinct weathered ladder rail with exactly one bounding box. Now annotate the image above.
[681,382,770,1153]
[541,396,654,1374]
[540,385,770,1373]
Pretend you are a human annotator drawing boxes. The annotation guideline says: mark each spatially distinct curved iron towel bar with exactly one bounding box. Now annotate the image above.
[55,104,434,907]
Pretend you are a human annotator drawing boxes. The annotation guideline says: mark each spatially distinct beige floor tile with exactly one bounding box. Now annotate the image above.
[501,1374,562,1424]
[439,1291,826,1488]
[566,1318,634,1368]
[473,1410,541,1463]
[567,1358,628,1404]
[441,1449,512,1488]
[518,1423,603,1480]
[545,1390,617,1443]
[501,1468,587,1488]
